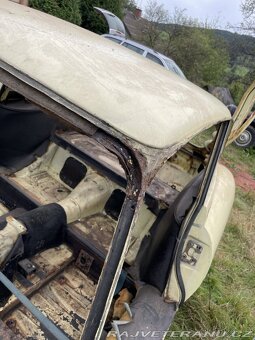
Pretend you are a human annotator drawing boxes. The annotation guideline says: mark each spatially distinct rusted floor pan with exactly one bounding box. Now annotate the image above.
[71,213,116,255]
[10,170,70,205]
[1,246,97,339]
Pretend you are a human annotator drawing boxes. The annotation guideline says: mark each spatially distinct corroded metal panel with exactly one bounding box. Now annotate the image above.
[3,261,96,339]
[0,319,22,339]
[72,213,115,255]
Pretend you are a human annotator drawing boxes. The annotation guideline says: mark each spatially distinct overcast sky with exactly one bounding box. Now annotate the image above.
[139,0,243,29]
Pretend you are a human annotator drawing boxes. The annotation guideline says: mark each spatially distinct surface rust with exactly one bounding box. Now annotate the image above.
[3,259,97,339]
[0,319,23,339]
[11,171,70,205]
[93,129,145,197]
[0,245,74,319]
[72,213,116,255]
[56,131,180,206]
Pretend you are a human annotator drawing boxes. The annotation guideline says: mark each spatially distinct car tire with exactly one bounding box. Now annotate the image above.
[234,125,255,148]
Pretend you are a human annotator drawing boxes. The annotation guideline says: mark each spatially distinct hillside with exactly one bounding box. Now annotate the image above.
[214,29,255,101]
[214,29,255,64]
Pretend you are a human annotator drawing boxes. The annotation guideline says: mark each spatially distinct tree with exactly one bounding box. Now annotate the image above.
[123,0,137,11]
[163,27,229,86]
[29,0,126,32]
[140,5,229,86]
[142,0,169,48]
[230,81,246,104]
[29,0,82,25]
[241,0,255,34]
[156,8,230,86]
[80,0,124,34]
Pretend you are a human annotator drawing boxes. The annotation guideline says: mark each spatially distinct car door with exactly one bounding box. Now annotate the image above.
[164,82,255,304]
[227,81,255,144]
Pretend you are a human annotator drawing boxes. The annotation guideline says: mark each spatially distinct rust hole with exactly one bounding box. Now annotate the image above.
[6,319,16,329]
[58,276,67,285]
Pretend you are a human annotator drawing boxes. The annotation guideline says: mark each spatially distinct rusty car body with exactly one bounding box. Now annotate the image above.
[0,1,254,339]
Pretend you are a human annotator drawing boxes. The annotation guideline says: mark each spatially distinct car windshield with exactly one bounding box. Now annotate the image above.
[163,58,186,78]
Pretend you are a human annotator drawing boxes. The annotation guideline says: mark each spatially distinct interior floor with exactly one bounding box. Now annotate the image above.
[0,130,202,339]
[1,245,97,339]
[0,84,208,340]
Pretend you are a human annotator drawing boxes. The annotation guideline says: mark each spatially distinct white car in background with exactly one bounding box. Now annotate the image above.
[94,7,186,78]
[103,34,186,78]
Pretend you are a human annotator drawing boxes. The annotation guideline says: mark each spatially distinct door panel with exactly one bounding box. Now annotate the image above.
[227,81,255,144]
[164,164,235,302]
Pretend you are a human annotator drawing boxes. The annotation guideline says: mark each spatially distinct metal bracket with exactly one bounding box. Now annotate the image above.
[181,239,203,266]
[17,259,36,277]
[75,249,94,274]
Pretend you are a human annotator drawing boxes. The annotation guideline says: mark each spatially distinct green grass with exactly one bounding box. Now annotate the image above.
[168,145,255,339]
[223,144,255,172]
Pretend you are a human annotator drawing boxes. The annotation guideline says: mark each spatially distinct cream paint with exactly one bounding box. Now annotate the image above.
[164,164,235,302]
[0,216,27,266]
[0,1,231,150]
[125,204,156,264]
[58,173,114,224]
[10,141,156,262]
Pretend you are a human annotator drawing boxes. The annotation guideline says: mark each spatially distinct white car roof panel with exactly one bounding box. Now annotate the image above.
[0,1,231,149]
